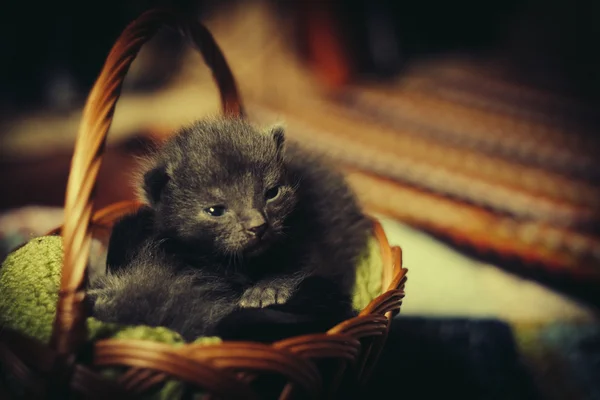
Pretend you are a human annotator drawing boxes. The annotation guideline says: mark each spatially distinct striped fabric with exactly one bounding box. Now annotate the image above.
[244,60,600,285]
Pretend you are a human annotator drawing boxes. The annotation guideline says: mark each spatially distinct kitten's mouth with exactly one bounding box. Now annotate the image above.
[244,237,270,257]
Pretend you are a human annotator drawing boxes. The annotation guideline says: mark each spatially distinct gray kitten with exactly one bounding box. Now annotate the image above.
[89,118,370,340]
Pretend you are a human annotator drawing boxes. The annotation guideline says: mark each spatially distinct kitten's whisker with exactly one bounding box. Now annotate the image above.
[234,251,241,270]
[224,250,233,272]
[291,178,302,192]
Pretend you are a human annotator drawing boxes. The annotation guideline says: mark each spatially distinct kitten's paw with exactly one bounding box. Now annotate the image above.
[239,285,292,308]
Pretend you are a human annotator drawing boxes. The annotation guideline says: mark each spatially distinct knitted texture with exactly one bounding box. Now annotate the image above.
[1,234,382,343]
[0,234,382,398]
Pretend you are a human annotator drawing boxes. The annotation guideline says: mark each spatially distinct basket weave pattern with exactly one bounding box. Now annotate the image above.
[0,9,407,399]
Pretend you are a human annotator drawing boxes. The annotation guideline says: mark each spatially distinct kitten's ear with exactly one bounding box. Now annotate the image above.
[269,125,285,155]
[143,164,170,206]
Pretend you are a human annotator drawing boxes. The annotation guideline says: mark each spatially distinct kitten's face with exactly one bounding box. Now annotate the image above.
[183,171,297,256]
[144,120,297,257]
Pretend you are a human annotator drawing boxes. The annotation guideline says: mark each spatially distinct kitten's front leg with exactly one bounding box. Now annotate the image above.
[239,277,300,308]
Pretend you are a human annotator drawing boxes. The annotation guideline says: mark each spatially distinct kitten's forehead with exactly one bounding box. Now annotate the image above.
[160,120,283,189]
[175,120,275,156]
[205,171,261,196]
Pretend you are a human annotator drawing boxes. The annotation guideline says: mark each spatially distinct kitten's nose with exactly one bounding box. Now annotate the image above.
[244,212,267,238]
[247,222,267,238]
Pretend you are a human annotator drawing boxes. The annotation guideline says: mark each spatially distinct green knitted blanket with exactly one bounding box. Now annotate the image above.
[0,235,383,397]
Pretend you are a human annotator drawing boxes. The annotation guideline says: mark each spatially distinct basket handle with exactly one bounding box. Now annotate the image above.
[50,8,244,356]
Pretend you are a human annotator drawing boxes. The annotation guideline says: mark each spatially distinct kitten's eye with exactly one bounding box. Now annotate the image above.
[204,206,226,217]
[265,186,281,201]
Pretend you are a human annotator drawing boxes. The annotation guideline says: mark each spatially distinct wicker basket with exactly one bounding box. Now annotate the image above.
[0,9,407,399]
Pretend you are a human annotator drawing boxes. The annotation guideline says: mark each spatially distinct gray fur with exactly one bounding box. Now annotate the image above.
[88,243,238,339]
[89,117,370,340]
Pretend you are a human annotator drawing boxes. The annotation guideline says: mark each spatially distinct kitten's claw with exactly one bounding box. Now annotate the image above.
[240,285,292,308]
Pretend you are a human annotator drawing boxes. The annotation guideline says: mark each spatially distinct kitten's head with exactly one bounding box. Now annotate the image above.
[140,118,297,256]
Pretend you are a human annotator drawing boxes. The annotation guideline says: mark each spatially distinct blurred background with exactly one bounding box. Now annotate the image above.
[1,0,599,398]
